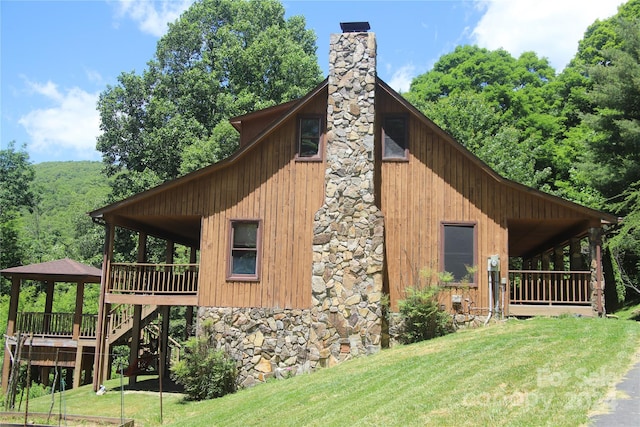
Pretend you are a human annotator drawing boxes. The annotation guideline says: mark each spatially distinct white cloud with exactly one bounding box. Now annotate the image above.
[115,0,193,37]
[472,0,623,71]
[388,63,416,93]
[18,80,101,160]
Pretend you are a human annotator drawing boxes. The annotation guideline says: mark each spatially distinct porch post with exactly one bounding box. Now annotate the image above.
[185,246,197,339]
[72,280,85,340]
[93,222,114,391]
[531,255,541,271]
[2,277,21,392]
[541,252,551,303]
[554,247,564,271]
[589,227,605,316]
[569,238,584,271]
[160,240,174,378]
[541,252,550,270]
[44,280,54,333]
[128,232,147,386]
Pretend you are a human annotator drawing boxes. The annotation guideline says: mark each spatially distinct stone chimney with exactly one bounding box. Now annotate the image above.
[311,23,384,362]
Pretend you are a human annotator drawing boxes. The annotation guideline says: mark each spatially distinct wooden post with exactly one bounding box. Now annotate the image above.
[129,305,142,385]
[44,280,55,334]
[160,306,170,379]
[160,240,174,377]
[186,246,197,339]
[589,227,605,315]
[42,281,54,383]
[554,246,564,271]
[2,277,21,392]
[93,222,114,391]
[73,343,84,389]
[129,232,147,386]
[72,281,85,340]
[569,238,584,271]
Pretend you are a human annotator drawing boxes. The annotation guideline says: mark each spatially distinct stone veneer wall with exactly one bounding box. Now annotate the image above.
[197,31,385,387]
[310,31,385,358]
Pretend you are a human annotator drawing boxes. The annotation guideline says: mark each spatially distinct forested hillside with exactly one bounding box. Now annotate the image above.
[21,161,109,267]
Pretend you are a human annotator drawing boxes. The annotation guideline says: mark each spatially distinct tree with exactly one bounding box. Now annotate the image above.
[581,16,640,298]
[404,46,560,189]
[97,0,323,199]
[0,142,35,271]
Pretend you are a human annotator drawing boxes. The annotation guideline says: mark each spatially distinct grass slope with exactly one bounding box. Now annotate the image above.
[21,317,640,427]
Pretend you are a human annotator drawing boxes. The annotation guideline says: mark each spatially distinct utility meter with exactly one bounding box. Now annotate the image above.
[487,255,500,272]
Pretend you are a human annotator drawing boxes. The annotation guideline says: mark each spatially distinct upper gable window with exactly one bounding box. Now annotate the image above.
[227,220,261,281]
[297,116,323,160]
[382,115,408,160]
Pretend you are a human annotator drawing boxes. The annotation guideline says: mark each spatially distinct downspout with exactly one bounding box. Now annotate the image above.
[484,270,493,326]
[485,255,500,325]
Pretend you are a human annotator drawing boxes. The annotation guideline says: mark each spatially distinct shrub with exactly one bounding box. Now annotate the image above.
[398,283,453,344]
[170,336,237,401]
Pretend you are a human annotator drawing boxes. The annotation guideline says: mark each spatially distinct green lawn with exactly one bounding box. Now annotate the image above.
[14,317,640,426]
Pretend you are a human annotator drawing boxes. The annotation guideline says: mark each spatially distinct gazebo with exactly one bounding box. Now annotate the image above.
[1,258,102,391]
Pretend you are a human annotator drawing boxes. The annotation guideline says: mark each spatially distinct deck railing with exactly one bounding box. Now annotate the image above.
[109,263,198,295]
[15,312,98,338]
[509,270,591,305]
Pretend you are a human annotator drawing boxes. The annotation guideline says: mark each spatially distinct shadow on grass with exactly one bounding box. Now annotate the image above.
[117,375,185,393]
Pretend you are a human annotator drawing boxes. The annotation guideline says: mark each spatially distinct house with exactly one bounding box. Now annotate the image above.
[88,23,618,388]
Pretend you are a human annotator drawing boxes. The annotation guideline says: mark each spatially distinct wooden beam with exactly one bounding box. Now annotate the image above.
[105,293,198,306]
[520,221,590,259]
[112,215,198,248]
[94,222,114,391]
[508,304,594,317]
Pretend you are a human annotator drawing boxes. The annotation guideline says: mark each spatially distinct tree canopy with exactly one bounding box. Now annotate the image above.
[97,0,323,199]
[0,142,35,271]
[404,46,560,190]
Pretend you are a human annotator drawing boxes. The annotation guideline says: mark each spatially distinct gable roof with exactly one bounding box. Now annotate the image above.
[90,76,618,231]
[90,79,329,220]
[1,258,102,283]
[375,78,619,226]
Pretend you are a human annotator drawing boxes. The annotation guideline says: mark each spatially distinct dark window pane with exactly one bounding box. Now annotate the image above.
[233,223,257,248]
[383,117,406,158]
[232,250,257,274]
[444,225,474,282]
[299,118,320,157]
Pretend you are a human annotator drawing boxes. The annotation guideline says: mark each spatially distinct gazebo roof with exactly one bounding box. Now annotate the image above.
[0,258,102,283]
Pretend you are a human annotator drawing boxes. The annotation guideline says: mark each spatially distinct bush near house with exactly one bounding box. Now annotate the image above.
[170,336,237,401]
[398,284,454,343]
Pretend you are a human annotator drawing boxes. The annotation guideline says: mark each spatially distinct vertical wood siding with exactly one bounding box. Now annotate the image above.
[115,91,327,309]
[377,89,592,311]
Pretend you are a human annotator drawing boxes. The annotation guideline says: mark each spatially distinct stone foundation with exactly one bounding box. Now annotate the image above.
[198,305,382,387]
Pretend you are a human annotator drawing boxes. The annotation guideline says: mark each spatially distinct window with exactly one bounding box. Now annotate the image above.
[297,116,323,159]
[442,223,476,284]
[227,220,261,281]
[382,115,408,160]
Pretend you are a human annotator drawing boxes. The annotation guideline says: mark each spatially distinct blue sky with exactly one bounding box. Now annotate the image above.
[1,0,624,164]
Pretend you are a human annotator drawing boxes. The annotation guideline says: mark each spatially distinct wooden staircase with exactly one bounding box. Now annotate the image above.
[108,304,158,345]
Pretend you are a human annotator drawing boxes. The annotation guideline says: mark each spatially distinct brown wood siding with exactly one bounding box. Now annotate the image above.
[112,89,328,309]
[378,89,588,311]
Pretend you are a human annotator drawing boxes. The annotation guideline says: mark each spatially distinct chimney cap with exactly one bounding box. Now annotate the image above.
[340,22,370,33]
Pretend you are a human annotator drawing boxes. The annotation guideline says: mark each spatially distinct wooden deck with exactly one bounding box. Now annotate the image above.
[508,270,594,317]
[106,262,198,305]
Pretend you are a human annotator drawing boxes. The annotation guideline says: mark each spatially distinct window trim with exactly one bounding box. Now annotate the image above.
[440,221,478,286]
[382,114,409,161]
[296,115,324,161]
[226,219,262,282]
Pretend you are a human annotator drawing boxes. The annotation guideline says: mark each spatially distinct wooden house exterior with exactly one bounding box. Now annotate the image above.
[88,25,617,388]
